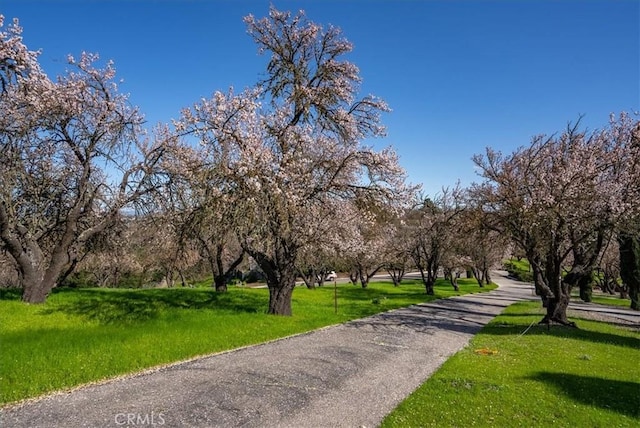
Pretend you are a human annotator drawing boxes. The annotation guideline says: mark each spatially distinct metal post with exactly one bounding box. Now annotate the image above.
[334,278,338,314]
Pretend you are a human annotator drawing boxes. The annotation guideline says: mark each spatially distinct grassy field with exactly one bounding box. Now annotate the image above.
[381,301,640,427]
[0,277,492,406]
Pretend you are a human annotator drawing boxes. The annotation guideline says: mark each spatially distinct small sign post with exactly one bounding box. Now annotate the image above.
[334,278,338,314]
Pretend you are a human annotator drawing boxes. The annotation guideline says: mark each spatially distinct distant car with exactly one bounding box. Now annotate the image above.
[325,271,338,281]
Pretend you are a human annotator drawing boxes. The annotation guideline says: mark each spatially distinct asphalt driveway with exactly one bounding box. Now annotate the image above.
[1,272,536,428]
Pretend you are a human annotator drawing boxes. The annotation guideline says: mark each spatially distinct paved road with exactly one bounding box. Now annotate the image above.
[1,272,536,428]
[568,299,640,326]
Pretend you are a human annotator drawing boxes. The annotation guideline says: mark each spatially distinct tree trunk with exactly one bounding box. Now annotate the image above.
[21,242,71,303]
[539,260,576,327]
[296,268,316,289]
[528,253,553,300]
[578,273,592,302]
[360,270,369,289]
[266,272,296,315]
[214,275,228,293]
[246,245,298,316]
[349,269,359,285]
[444,268,452,283]
[424,278,435,295]
[387,265,405,286]
[316,269,326,288]
[541,289,574,327]
[471,267,485,287]
[203,242,244,293]
[178,270,188,288]
[484,269,492,285]
[421,261,438,295]
[423,270,436,295]
[564,268,593,303]
[21,270,52,304]
[445,269,459,291]
[618,232,640,310]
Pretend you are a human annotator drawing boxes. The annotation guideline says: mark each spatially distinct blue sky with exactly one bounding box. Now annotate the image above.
[3,0,638,196]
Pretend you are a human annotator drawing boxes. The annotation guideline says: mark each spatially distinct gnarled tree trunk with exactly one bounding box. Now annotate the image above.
[2,209,81,303]
[247,244,298,316]
[619,232,640,310]
[267,279,296,315]
[539,257,576,327]
[20,267,50,303]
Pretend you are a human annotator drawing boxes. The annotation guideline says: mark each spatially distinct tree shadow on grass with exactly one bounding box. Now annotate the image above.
[527,372,640,419]
[40,288,268,324]
[337,287,427,303]
[333,282,498,320]
[335,282,476,302]
[333,286,438,319]
[482,321,640,350]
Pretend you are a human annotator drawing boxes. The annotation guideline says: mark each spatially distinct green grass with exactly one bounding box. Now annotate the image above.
[505,258,531,273]
[573,293,632,308]
[0,277,492,406]
[381,301,640,427]
[503,258,534,282]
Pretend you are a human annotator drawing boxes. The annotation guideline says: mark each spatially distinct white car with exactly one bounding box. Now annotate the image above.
[325,271,338,281]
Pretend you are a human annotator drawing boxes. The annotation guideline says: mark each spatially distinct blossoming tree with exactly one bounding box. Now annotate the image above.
[176,7,412,315]
[472,114,640,324]
[158,142,245,292]
[407,187,463,295]
[0,16,172,303]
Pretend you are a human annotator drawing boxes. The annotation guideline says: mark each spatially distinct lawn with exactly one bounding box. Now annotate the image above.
[381,301,640,427]
[0,277,491,406]
[577,293,633,308]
